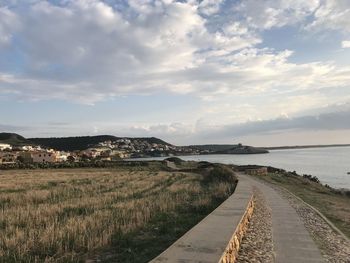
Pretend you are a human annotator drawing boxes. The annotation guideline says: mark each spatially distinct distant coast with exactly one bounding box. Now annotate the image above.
[265,144,350,150]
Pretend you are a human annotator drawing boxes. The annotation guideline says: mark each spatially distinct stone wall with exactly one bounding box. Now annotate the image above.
[219,196,255,263]
[151,175,255,263]
[245,167,268,176]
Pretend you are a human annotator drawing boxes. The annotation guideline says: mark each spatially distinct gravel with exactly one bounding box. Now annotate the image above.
[276,188,350,263]
[236,187,274,263]
[236,180,350,263]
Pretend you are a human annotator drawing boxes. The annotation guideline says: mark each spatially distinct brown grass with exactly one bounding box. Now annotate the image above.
[0,163,235,262]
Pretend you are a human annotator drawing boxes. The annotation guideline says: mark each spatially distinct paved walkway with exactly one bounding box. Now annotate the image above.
[237,173,325,263]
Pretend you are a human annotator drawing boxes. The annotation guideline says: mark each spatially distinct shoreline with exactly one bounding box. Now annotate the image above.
[126,153,350,190]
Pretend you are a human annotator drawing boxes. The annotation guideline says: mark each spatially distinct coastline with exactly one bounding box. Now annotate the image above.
[127,147,350,190]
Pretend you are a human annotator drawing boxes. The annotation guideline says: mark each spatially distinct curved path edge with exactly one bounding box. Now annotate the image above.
[150,176,254,263]
[236,173,325,263]
[278,185,350,243]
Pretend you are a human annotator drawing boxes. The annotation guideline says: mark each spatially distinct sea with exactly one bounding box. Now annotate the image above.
[133,146,350,190]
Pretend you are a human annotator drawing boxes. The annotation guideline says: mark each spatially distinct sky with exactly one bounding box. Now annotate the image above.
[1,0,350,146]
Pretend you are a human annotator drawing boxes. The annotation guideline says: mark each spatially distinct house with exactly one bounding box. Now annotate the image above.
[31,151,58,163]
[0,152,17,164]
[82,148,101,158]
[67,155,78,162]
[82,147,111,158]
[58,152,69,162]
[21,145,34,151]
[111,150,130,159]
[0,143,12,151]
[18,152,33,163]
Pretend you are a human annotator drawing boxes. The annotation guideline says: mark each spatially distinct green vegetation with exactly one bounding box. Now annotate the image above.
[164,157,183,165]
[188,144,269,154]
[188,144,238,152]
[215,145,268,154]
[0,160,150,170]
[253,172,350,238]
[0,133,31,146]
[0,161,237,262]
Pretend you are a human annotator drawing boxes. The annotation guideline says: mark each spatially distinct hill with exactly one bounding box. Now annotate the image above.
[215,145,268,154]
[189,144,269,154]
[29,135,172,151]
[187,144,237,152]
[0,133,32,146]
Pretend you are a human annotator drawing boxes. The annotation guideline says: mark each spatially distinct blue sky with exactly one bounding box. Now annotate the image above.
[1,0,350,146]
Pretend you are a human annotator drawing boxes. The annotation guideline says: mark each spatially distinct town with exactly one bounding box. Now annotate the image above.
[0,138,199,165]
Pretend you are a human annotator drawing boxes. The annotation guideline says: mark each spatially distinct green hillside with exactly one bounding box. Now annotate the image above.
[29,135,172,151]
[0,133,32,146]
[188,144,237,152]
[188,144,269,154]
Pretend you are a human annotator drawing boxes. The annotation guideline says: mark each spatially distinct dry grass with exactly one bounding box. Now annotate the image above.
[0,163,235,262]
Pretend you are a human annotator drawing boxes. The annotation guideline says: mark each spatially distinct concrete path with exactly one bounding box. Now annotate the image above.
[237,173,325,263]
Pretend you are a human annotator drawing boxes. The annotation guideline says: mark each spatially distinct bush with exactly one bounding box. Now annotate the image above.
[302,174,320,183]
[164,157,183,165]
[202,165,237,185]
[197,161,215,169]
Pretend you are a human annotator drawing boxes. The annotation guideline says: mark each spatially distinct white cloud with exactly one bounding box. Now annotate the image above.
[231,0,350,35]
[0,0,260,103]
[233,0,320,30]
[0,0,349,107]
[0,6,19,47]
[13,106,350,145]
[342,40,350,48]
[198,0,224,16]
[306,0,350,32]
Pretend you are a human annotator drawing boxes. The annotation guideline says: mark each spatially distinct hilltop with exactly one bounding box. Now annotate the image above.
[0,133,33,146]
[29,135,172,151]
[1,133,268,155]
[0,133,173,152]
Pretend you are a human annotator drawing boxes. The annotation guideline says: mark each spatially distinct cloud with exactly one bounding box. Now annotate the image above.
[3,104,350,145]
[233,0,320,30]
[198,0,224,16]
[0,123,29,132]
[232,0,350,34]
[0,0,349,106]
[124,109,350,144]
[223,110,350,136]
[306,0,350,33]
[342,40,350,48]
[0,6,19,47]
[0,0,261,103]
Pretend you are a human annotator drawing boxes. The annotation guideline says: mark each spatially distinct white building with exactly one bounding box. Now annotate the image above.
[0,143,12,151]
[31,151,58,163]
[21,145,34,151]
[0,152,17,163]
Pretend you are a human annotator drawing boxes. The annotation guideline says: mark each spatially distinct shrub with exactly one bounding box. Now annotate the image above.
[164,157,183,165]
[202,165,237,185]
[303,174,320,184]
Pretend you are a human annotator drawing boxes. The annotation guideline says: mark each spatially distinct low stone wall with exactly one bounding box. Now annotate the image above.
[219,196,255,263]
[151,175,254,263]
[245,167,268,176]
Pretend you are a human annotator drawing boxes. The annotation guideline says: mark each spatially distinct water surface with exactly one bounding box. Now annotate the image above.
[135,146,350,189]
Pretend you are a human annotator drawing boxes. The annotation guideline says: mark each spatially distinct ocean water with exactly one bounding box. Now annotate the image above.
[135,146,350,189]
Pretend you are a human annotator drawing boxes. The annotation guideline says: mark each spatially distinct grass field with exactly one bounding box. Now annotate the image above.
[253,172,350,238]
[0,161,237,262]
